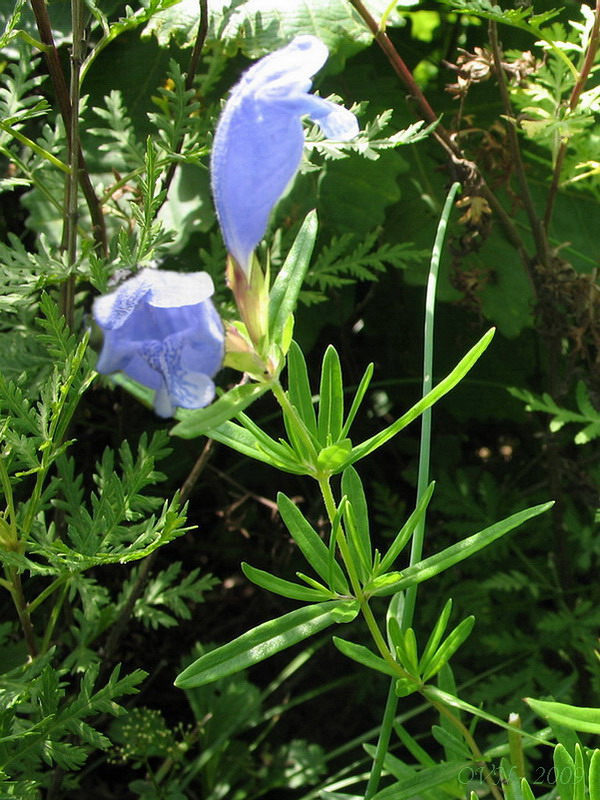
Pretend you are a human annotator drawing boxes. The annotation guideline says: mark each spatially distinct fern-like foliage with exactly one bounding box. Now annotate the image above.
[509,381,600,444]
[0,660,146,785]
[440,0,561,33]
[123,561,218,629]
[301,229,427,304]
[304,106,435,164]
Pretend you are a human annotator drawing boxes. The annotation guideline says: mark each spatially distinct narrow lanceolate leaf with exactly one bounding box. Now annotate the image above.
[317,345,344,445]
[269,210,318,341]
[345,329,495,468]
[333,636,398,678]
[341,466,371,570]
[287,340,318,437]
[340,362,374,439]
[421,616,475,682]
[174,600,358,688]
[242,563,334,602]
[207,420,307,474]
[376,482,435,576]
[425,686,553,745]
[526,698,600,734]
[419,598,453,672]
[371,761,468,800]
[171,382,271,438]
[370,501,554,597]
[278,492,350,594]
[588,749,600,800]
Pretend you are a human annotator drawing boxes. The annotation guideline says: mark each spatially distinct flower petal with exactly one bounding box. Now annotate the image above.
[211,35,358,273]
[93,269,224,417]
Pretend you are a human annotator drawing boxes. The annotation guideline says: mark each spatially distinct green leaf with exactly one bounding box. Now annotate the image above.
[174,600,358,688]
[346,329,495,468]
[526,698,600,734]
[286,341,318,437]
[317,346,344,445]
[170,383,271,438]
[376,482,435,576]
[269,210,318,341]
[143,0,403,61]
[421,616,475,682]
[371,501,554,596]
[242,562,334,603]
[371,761,468,800]
[340,361,374,439]
[277,493,350,594]
[333,636,397,677]
[431,725,472,760]
[419,598,453,672]
[425,686,553,745]
[553,744,575,800]
[315,439,353,473]
[341,466,371,569]
[589,749,600,800]
[207,419,307,474]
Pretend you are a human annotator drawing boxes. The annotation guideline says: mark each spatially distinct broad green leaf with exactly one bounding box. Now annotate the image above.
[346,329,495,468]
[371,761,467,800]
[526,698,600,734]
[317,346,344,444]
[171,383,271,438]
[269,210,318,341]
[174,600,358,688]
[421,616,475,682]
[242,563,334,603]
[333,636,397,677]
[278,493,350,594]
[286,340,318,437]
[341,466,371,569]
[370,501,554,596]
[376,482,435,575]
[144,0,416,61]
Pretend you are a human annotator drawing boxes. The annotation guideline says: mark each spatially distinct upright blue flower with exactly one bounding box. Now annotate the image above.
[93,269,224,418]
[211,35,359,274]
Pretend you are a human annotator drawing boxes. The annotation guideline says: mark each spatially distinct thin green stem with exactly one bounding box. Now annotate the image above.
[28,574,69,613]
[39,580,69,654]
[318,475,363,599]
[271,379,319,465]
[9,568,37,657]
[402,180,461,629]
[364,182,460,800]
[0,121,70,172]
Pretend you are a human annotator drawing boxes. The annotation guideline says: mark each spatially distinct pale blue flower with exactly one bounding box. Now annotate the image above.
[211,35,359,274]
[93,269,224,418]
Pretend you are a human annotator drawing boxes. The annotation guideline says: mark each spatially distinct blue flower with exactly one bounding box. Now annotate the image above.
[93,269,224,418]
[211,35,359,274]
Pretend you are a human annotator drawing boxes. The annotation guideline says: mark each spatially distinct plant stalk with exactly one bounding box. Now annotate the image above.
[364,182,460,800]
